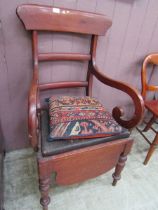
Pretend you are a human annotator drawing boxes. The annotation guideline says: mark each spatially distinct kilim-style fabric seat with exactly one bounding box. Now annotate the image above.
[48,96,126,141]
[41,96,130,156]
[17,4,144,210]
[41,109,130,156]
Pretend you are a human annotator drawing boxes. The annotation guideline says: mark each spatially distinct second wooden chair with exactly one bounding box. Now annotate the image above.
[137,53,158,165]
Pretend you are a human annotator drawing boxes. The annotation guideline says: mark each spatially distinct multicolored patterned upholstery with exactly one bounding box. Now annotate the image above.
[48,96,125,141]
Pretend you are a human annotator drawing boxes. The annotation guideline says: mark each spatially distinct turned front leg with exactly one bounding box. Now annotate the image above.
[39,176,51,210]
[112,153,127,186]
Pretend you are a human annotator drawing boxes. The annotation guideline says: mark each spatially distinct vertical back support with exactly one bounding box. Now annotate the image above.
[17,4,112,95]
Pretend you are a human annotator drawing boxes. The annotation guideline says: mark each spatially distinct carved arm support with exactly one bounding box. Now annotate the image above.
[91,63,144,129]
[28,71,39,150]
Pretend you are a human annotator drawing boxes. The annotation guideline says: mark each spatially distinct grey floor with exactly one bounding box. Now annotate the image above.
[4,128,158,210]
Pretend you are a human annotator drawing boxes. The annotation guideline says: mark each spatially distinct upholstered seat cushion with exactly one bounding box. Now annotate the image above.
[41,110,130,156]
[48,96,126,141]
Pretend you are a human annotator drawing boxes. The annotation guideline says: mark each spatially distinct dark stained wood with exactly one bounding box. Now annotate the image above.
[143,120,157,134]
[141,53,158,99]
[32,30,39,72]
[38,53,91,61]
[143,115,156,132]
[112,155,127,186]
[92,64,144,128]
[16,4,112,35]
[38,139,133,186]
[146,86,158,91]
[136,127,152,145]
[143,133,158,165]
[28,80,38,150]
[90,35,144,129]
[16,4,144,210]
[32,31,41,110]
[86,35,95,97]
[39,177,51,210]
[112,141,132,186]
[144,100,158,118]
[137,53,158,165]
[28,30,40,150]
[39,81,88,91]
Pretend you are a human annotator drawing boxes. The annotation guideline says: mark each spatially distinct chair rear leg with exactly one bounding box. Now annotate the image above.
[39,176,51,210]
[112,153,127,186]
[144,133,158,165]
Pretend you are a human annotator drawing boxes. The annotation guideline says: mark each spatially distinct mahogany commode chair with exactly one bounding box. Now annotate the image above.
[137,53,158,165]
[17,4,144,210]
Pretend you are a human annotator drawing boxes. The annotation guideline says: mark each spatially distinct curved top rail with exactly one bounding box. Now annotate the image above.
[16,4,112,35]
[141,53,158,98]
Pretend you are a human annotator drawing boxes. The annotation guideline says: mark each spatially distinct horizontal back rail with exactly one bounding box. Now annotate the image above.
[147,85,158,91]
[39,81,88,91]
[147,54,158,65]
[17,4,112,35]
[38,53,91,61]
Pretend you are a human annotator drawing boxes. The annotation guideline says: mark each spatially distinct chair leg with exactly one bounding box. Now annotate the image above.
[143,115,155,132]
[39,176,51,210]
[112,153,127,186]
[144,133,158,165]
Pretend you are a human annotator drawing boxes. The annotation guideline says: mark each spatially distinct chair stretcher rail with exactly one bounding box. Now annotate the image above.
[38,53,91,61]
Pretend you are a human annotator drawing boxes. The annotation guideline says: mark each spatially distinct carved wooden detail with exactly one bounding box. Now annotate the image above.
[112,154,127,186]
[39,177,51,210]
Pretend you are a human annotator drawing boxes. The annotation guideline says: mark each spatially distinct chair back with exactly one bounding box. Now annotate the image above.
[141,53,158,99]
[17,4,112,95]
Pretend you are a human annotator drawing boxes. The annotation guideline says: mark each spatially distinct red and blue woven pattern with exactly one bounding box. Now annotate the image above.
[48,96,124,141]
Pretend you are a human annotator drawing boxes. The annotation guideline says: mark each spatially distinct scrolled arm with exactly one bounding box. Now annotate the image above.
[91,63,144,129]
[28,78,38,150]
